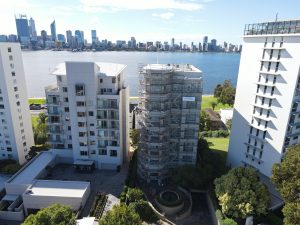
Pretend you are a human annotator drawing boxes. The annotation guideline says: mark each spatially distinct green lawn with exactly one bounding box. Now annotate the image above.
[28,98,46,105]
[206,137,229,163]
[201,95,231,111]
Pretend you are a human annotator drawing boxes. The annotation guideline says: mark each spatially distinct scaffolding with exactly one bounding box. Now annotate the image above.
[137,64,202,183]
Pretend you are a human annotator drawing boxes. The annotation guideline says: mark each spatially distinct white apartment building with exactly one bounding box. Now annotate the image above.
[138,64,202,183]
[45,62,129,170]
[0,43,34,164]
[228,20,300,177]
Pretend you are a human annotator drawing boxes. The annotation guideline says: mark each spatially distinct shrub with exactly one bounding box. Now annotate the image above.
[126,188,145,203]
[129,200,158,223]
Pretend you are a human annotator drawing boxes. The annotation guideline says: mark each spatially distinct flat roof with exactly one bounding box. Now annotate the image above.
[8,152,55,185]
[143,64,202,73]
[51,62,126,77]
[26,180,89,198]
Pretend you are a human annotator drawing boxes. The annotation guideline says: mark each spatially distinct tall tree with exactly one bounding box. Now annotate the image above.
[22,204,76,225]
[214,167,269,219]
[99,204,141,225]
[214,80,236,106]
[272,144,300,225]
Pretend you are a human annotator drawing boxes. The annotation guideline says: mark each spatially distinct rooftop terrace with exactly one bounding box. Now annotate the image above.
[244,20,300,36]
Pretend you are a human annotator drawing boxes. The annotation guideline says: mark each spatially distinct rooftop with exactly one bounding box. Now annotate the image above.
[25,180,90,198]
[51,62,126,77]
[142,64,202,73]
[7,152,55,185]
[244,20,300,36]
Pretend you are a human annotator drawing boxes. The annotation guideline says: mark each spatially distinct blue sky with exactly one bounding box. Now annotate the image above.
[1,0,299,45]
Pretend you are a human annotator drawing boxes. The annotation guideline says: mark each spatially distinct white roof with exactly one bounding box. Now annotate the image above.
[51,62,126,77]
[76,217,96,225]
[8,152,55,185]
[25,180,90,198]
[143,64,202,73]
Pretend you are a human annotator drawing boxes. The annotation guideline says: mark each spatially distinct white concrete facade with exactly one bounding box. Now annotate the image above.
[46,62,129,170]
[228,20,300,177]
[0,43,34,164]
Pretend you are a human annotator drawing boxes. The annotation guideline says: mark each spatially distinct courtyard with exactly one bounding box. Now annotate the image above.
[41,163,128,218]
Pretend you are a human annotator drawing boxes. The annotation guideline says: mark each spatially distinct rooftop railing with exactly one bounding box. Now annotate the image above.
[244,20,300,35]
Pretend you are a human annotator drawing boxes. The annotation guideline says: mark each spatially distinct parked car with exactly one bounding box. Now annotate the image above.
[41,104,47,109]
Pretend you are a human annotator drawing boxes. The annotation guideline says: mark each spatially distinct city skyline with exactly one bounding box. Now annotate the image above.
[1,0,299,44]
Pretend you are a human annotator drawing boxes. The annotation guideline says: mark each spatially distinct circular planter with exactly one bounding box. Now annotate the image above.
[155,190,184,215]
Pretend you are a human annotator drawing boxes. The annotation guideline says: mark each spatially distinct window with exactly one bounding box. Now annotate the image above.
[90,123,94,126]
[80,151,88,156]
[90,131,95,136]
[10,63,14,69]
[271,87,275,96]
[64,97,68,102]
[75,84,85,96]
[68,144,72,149]
[11,72,15,76]
[100,79,103,83]
[267,62,271,72]
[0,105,4,109]
[269,99,272,107]
[16,101,20,106]
[9,55,13,61]
[275,62,279,72]
[110,150,117,157]
[77,112,86,117]
[293,136,298,140]
[57,76,62,82]
[277,50,281,60]
[269,49,273,59]
[7,47,11,52]
[78,122,85,127]
[64,107,69,112]
[259,151,263,159]
[76,101,85,107]
[7,147,12,151]
[256,85,260,93]
[79,132,86,137]
[89,111,94,116]
[99,149,107,155]
[14,86,18,92]
[68,126,71,131]
[260,62,264,71]
[273,76,277,84]
[62,87,68,92]
[112,77,116,83]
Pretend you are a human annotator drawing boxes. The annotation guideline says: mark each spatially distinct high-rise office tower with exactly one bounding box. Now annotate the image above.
[66,30,72,46]
[50,20,56,41]
[57,34,66,43]
[203,36,208,52]
[45,62,129,170]
[15,15,30,44]
[131,37,136,49]
[75,30,82,47]
[228,20,300,177]
[211,39,217,51]
[91,30,97,44]
[138,64,203,183]
[28,17,37,38]
[40,30,47,47]
[0,43,34,164]
[171,38,175,48]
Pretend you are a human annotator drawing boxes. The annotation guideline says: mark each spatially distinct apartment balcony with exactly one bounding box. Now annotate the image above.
[259,58,280,63]
[48,137,63,143]
[244,142,264,151]
[47,110,60,115]
[47,128,62,134]
[255,92,276,99]
[252,103,272,110]
[258,71,281,76]
[248,133,267,142]
[45,84,59,94]
[244,152,264,164]
[47,100,60,106]
[263,46,285,50]
[249,123,268,132]
[254,81,276,87]
[252,114,272,122]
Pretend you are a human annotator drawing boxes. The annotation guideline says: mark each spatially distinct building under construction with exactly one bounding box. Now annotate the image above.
[137,64,203,183]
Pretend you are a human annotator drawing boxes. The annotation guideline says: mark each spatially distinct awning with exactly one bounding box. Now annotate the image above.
[73,160,94,166]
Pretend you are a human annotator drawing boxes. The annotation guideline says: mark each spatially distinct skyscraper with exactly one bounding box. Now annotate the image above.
[57,34,66,43]
[66,30,72,46]
[0,43,34,164]
[211,39,217,51]
[91,30,97,44]
[46,62,129,170]
[28,17,37,38]
[138,64,203,183]
[131,37,136,49]
[75,30,82,47]
[171,38,175,48]
[40,30,47,47]
[228,20,300,178]
[203,36,208,52]
[50,20,56,41]
[15,15,30,44]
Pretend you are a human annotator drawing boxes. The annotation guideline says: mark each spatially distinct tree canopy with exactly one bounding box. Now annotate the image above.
[22,204,76,225]
[129,200,158,223]
[213,80,236,106]
[99,204,141,225]
[214,167,269,219]
[33,112,48,145]
[126,188,145,203]
[272,144,300,225]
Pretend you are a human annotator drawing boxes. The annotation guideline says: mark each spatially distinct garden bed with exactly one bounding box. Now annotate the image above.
[89,192,108,219]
